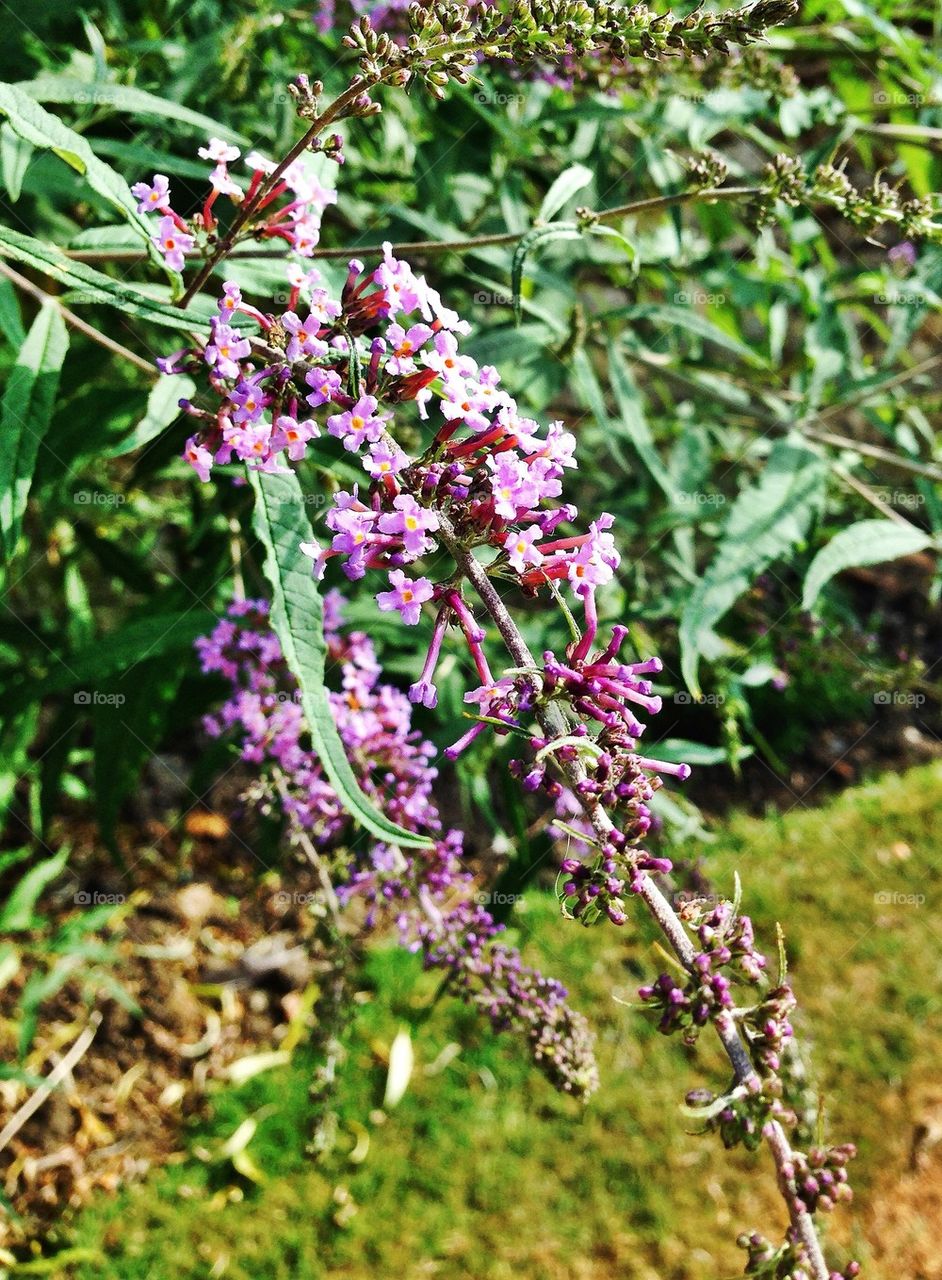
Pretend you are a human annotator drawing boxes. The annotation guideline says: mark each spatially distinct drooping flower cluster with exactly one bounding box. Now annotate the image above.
[165,192,850,1268]
[131,134,338,278]
[196,596,598,1097]
[164,242,689,905]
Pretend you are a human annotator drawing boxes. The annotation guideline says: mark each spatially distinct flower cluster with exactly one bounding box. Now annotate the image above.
[639,899,767,1042]
[131,135,338,277]
[738,1232,860,1280]
[197,597,597,1096]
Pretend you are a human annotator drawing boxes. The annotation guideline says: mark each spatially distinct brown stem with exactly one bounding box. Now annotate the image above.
[440,516,830,1280]
[0,260,156,376]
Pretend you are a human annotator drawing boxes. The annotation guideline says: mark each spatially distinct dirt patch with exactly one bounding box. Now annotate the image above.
[0,848,338,1247]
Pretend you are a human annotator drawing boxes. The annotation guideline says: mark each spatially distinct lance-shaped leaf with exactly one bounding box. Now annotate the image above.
[679,440,827,695]
[511,223,582,325]
[249,468,431,849]
[802,519,933,612]
[0,83,163,270]
[15,76,250,145]
[104,374,197,457]
[0,302,69,560]
[0,225,239,334]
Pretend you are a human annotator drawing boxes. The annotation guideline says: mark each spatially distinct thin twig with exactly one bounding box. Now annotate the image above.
[0,1012,103,1154]
[0,260,156,376]
[440,514,830,1280]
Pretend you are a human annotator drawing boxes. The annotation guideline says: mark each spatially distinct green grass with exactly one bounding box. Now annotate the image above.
[46,763,942,1278]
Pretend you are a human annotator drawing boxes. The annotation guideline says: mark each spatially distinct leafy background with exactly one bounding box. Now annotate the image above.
[0,0,940,1275]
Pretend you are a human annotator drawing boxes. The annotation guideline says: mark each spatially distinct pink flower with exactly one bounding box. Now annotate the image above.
[378,494,439,558]
[463,679,515,712]
[152,216,194,272]
[282,311,328,361]
[199,138,241,164]
[327,395,387,452]
[385,322,434,374]
[487,453,539,519]
[308,289,341,326]
[299,539,328,581]
[503,525,544,573]
[273,414,319,462]
[228,382,267,424]
[131,174,171,215]
[205,321,251,379]
[364,440,407,480]
[218,282,242,318]
[376,570,434,625]
[209,164,242,198]
[421,331,477,382]
[305,366,343,408]
[374,243,426,316]
[183,436,213,483]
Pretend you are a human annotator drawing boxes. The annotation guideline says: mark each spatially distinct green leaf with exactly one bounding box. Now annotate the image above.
[15,77,251,145]
[0,84,157,263]
[679,441,827,694]
[93,657,184,848]
[249,468,431,849]
[607,341,677,499]
[511,223,582,325]
[802,519,933,612]
[0,846,70,932]
[0,303,69,560]
[538,163,593,223]
[0,275,26,347]
[104,374,196,457]
[0,225,233,335]
[0,121,34,201]
[2,606,218,715]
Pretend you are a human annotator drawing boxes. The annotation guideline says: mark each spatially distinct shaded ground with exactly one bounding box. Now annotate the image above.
[1,763,938,1277]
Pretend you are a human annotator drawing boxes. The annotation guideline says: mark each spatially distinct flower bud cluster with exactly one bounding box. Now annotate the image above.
[738,1232,860,1280]
[197,597,599,1097]
[639,900,768,1043]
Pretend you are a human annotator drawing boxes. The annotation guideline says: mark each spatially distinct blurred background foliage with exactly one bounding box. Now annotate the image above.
[0,0,940,1273]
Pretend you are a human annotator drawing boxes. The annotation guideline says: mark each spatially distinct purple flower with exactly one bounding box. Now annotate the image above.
[282,311,329,362]
[184,436,214,483]
[376,570,434,625]
[131,173,171,215]
[152,216,195,272]
[205,321,252,380]
[364,440,407,480]
[273,413,319,461]
[377,493,439,557]
[488,453,539,519]
[503,525,544,572]
[327,394,387,451]
[198,137,240,164]
[305,366,343,408]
